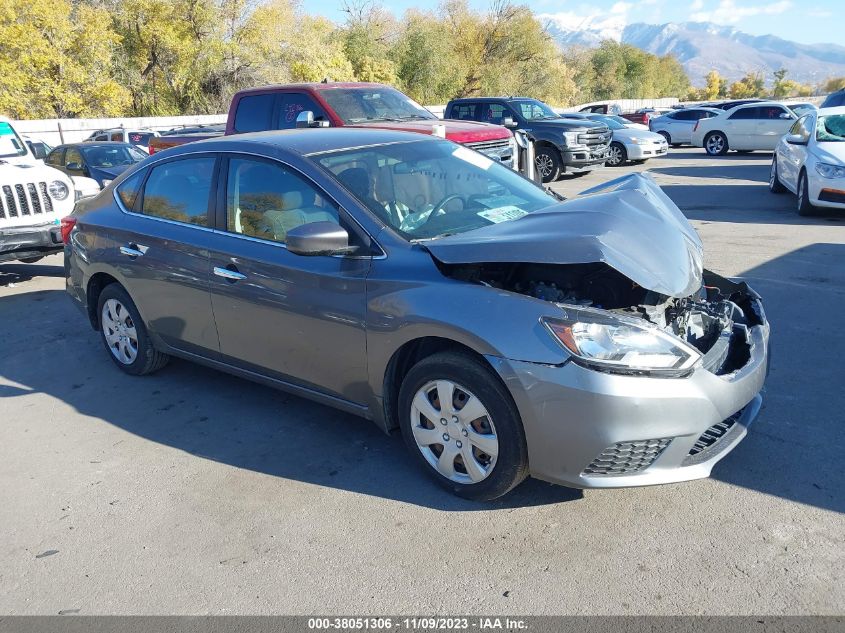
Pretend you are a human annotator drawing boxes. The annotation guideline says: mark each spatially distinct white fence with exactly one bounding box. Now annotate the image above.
[561,98,680,113]
[15,114,227,146]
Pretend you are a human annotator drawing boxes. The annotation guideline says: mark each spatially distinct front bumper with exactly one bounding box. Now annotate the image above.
[561,145,608,172]
[626,141,669,160]
[489,291,770,489]
[0,222,63,264]
[809,174,845,210]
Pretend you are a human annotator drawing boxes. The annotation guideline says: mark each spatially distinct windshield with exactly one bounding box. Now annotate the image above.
[82,145,147,167]
[0,121,29,158]
[789,104,816,116]
[605,115,633,127]
[315,139,556,240]
[591,115,625,130]
[817,114,845,142]
[513,99,560,121]
[320,87,437,124]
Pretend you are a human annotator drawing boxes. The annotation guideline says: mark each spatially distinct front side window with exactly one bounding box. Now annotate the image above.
[320,87,436,124]
[225,157,339,243]
[514,100,558,121]
[276,94,328,129]
[757,106,791,120]
[140,157,214,226]
[482,103,514,125]
[315,139,556,241]
[817,114,845,142]
[110,132,123,142]
[65,148,84,170]
[46,148,64,166]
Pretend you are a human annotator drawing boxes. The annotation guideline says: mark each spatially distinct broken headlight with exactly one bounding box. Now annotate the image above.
[542,309,701,375]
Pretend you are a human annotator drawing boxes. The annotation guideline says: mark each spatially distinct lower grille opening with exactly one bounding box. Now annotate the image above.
[688,408,744,457]
[583,438,672,476]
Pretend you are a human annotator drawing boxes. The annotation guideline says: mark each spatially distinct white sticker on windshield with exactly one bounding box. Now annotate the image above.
[477,206,528,223]
[452,146,493,170]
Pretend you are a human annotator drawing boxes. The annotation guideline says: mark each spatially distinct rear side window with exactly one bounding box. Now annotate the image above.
[729,107,757,120]
[233,94,275,133]
[116,170,146,210]
[139,157,215,226]
[451,103,478,120]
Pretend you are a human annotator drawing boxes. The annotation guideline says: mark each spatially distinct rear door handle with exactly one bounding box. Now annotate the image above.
[119,244,145,258]
[214,266,246,281]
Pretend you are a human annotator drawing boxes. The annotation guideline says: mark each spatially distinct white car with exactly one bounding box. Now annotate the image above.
[691,102,797,155]
[770,106,845,215]
[84,128,159,153]
[649,107,722,146]
[588,115,669,166]
[593,114,648,131]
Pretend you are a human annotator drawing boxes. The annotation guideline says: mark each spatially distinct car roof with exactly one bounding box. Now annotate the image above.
[182,128,434,156]
[449,97,537,103]
[58,141,136,149]
[235,82,394,97]
[819,106,845,115]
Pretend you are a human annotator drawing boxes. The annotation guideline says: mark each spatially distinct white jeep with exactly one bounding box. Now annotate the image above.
[0,118,99,264]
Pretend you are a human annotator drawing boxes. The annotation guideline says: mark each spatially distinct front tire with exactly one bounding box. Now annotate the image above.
[769,158,786,193]
[534,146,561,183]
[398,352,528,501]
[705,131,728,156]
[97,284,169,375]
[797,171,815,217]
[657,131,671,145]
[606,142,627,167]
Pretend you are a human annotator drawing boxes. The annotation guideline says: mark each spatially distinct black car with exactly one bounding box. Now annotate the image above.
[45,142,147,187]
[444,97,610,183]
[821,89,845,108]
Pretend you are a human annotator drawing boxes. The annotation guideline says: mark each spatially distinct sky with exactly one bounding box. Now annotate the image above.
[311,0,842,46]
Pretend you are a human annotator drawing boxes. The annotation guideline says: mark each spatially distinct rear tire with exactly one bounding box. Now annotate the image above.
[704,131,728,156]
[769,158,786,193]
[398,352,529,501]
[534,146,561,183]
[797,171,815,217]
[97,284,169,376]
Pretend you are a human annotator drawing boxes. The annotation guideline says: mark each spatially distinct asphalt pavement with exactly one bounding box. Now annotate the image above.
[1,148,843,615]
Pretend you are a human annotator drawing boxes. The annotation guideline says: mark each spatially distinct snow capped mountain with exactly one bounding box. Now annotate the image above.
[541,19,845,85]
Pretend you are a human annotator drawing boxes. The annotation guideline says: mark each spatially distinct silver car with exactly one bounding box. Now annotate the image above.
[586,114,669,166]
[65,129,769,500]
[649,107,722,146]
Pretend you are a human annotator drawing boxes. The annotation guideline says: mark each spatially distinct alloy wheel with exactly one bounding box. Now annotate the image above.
[409,379,499,484]
[607,144,623,166]
[101,298,139,365]
[534,154,553,178]
[706,134,725,155]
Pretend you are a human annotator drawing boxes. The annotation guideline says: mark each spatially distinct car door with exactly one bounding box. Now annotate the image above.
[725,106,757,149]
[756,105,795,150]
[206,153,371,405]
[779,115,812,191]
[111,154,219,356]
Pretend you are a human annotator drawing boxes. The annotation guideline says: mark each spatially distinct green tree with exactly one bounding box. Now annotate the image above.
[0,0,129,118]
[729,72,765,98]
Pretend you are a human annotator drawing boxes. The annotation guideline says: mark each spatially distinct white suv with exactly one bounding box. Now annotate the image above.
[691,102,797,155]
[84,128,159,153]
[0,118,95,264]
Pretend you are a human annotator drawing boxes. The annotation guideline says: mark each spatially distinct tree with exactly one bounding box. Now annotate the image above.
[823,77,845,93]
[729,72,765,98]
[0,0,129,118]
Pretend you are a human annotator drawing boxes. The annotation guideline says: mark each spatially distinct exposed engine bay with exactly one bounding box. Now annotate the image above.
[440,261,763,375]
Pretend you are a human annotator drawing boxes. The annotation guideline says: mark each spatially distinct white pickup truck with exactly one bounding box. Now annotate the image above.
[0,118,99,264]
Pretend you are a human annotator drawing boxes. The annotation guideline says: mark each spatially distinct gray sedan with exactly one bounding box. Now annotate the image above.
[64,129,769,500]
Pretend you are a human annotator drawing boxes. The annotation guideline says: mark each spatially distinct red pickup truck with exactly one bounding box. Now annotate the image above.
[149,82,515,166]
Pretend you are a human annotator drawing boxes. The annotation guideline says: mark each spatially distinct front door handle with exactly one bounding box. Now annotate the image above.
[214,266,247,281]
[119,244,145,258]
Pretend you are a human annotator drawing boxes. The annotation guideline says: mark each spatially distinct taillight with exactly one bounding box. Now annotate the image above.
[60,216,77,244]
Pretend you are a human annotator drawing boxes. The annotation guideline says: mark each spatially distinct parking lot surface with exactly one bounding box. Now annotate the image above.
[1,148,843,615]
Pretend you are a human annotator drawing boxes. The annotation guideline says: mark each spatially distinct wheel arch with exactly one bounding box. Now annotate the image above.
[86,272,122,330]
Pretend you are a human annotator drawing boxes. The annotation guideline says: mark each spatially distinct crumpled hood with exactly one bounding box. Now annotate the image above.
[424,173,704,298]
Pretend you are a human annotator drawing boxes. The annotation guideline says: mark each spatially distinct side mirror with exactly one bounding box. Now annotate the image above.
[286,221,354,256]
[785,134,807,145]
[66,162,83,171]
[295,111,329,129]
[779,112,794,120]
[502,117,518,129]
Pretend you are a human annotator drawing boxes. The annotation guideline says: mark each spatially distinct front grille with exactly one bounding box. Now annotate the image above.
[688,408,744,457]
[583,438,672,476]
[0,181,51,219]
[578,127,611,148]
[465,138,511,153]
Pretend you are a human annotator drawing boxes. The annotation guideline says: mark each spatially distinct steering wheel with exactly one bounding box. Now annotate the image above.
[422,194,465,226]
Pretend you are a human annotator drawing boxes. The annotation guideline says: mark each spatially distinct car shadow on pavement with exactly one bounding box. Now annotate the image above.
[650,163,773,182]
[0,287,581,511]
[708,243,845,514]
[0,261,64,286]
